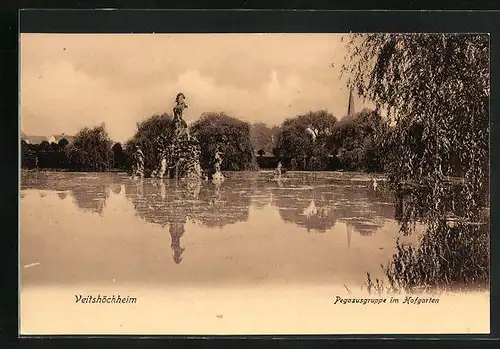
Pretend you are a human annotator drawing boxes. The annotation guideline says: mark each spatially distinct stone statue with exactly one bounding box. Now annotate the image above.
[150,92,203,182]
[173,92,189,138]
[158,149,168,179]
[173,92,188,123]
[132,145,145,178]
[276,160,283,177]
[212,145,224,184]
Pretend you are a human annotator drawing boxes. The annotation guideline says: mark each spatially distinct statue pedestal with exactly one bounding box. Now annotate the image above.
[212,170,225,184]
[273,162,283,180]
[158,121,203,181]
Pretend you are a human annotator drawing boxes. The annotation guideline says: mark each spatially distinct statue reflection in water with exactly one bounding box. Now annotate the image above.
[169,222,186,264]
[125,166,250,264]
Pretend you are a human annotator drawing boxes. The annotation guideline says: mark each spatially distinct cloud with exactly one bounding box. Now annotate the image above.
[21,59,137,142]
[20,33,372,143]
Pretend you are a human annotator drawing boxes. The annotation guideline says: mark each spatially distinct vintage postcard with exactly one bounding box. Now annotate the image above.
[19,32,490,335]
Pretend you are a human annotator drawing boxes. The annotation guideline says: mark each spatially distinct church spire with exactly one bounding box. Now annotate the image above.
[347,87,355,116]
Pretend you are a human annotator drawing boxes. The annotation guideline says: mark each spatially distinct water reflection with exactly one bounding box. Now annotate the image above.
[271,182,394,233]
[20,171,401,286]
[393,181,488,234]
[346,223,352,248]
[346,221,381,236]
[21,171,122,216]
[71,184,109,215]
[21,171,394,237]
[123,178,252,264]
[124,179,251,227]
[111,184,122,195]
[22,171,394,237]
[386,181,490,292]
[197,182,251,228]
[169,223,185,264]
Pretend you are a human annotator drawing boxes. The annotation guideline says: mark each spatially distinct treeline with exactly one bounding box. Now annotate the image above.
[21,108,396,174]
[20,107,479,177]
[21,113,259,174]
[21,124,121,171]
[21,97,481,178]
[119,107,394,174]
[271,108,388,172]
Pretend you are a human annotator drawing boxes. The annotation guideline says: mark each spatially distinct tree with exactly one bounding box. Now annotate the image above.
[67,124,113,171]
[21,140,38,169]
[342,33,489,218]
[342,33,489,291]
[330,108,388,172]
[250,122,281,155]
[112,142,127,170]
[25,139,70,170]
[38,140,50,151]
[55,138,71,168]
[275,110,337,170]
[36,141,52,168]
[58,138,69,148]
[125,113,175,175]
[190,112,256,171]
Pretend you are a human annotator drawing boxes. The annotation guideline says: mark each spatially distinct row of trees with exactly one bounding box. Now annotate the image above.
[23,107,395,173]
[272,108,389,172]
[21,112,259,174]
[21,102,483,178]
[21,125,119,171]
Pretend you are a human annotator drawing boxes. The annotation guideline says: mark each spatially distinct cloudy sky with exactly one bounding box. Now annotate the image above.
[20,33,370,143]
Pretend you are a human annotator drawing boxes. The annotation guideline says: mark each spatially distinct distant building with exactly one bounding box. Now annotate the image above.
[48,133,75,144]
[21,134,48,145]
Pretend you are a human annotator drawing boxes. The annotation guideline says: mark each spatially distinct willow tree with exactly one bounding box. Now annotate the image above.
[342,34,489,292]
[190,112,256,172]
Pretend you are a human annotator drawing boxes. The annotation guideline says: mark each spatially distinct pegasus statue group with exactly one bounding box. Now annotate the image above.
[133,93,223,184]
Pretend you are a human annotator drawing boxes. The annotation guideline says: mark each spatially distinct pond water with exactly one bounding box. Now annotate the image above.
[20,171,405,288]
[20,171,488,335]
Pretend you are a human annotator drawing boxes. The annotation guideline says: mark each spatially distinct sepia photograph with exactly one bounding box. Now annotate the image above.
[19,32,490,335]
